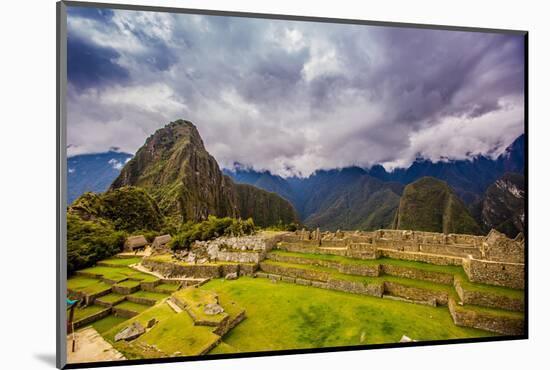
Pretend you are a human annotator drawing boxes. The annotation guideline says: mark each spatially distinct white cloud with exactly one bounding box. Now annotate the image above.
[108,158,124,170]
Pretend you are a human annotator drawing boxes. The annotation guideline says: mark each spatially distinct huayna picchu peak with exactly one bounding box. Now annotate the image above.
[110,119,299,226]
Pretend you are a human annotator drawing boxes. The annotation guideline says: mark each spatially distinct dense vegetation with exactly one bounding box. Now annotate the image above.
[393,177,482,235]
[169,216,255,250]
[67,214,126,274]
[69,186,164,232]
[67,186,164,274]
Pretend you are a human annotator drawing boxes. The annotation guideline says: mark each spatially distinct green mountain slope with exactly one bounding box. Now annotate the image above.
[393,177,482,235]
[110,119,298,227]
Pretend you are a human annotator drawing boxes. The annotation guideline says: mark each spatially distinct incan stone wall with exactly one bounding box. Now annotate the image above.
[259,262,331,282]
[379,249,463,266]
[266,253,380,277]
[454,279,524,312]
[73,307,112,329]
[381,265,454,285]
[463,257,524,290]
[448,298,524,335]
[383,281,448,306]
[326,279,383,297]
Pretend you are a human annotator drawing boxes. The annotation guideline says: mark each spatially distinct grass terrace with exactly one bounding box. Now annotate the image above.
[269,250,462,275]
[202,277,494,353]
[99,257,143,266]
[104,302,220,359]
[114,280,142,289]
[455,270,524,299]
[96,293,125,305]
[92,315,128,334]
[114,301,150,314]
[73,305,107,322]
[129,290,170,302]
[172,288,227,324]
[67,276,111,295]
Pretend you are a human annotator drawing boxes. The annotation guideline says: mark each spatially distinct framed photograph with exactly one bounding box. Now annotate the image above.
[57,1,527,368]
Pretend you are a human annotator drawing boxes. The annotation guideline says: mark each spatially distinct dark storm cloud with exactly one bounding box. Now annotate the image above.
[66,7,525,176]
[67,35,130,90]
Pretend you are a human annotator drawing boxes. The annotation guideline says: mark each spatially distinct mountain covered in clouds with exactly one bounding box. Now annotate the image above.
[225,134,524,231]
[67,151,133,204]
[366,135,525,204]
[110,119,298,227]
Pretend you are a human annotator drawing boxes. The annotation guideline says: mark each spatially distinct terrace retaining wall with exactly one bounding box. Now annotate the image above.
[448,298,524,335]
[378,249,463,266]
[267,253,380,277]
[383,281,448,306]
[73,307,112,329]
[463,257,524,290]
[381,265,454,285]
[126,296,157,306]
[259,262,331,282]
[454,279,524,312]
[112,306,140,319]
[326,279,383,297]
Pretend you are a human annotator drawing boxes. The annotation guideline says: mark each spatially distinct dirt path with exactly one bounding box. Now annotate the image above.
[67,327,125,364]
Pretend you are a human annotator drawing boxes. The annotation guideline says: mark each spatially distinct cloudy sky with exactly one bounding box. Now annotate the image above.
[66,6,525,177]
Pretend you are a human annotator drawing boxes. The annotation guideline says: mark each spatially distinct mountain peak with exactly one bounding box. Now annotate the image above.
[110,119,298,225]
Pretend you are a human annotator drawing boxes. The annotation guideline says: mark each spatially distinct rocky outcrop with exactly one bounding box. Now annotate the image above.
[114,322,146,342]
[479,173,525,238]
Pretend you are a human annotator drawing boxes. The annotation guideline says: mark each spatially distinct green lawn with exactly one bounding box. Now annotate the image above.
[114,301,150,313]
[92,315,128,334]
[96,293,125,304]
[79,265,158,283]
[172,288,227,324]
[458,303,525,319]
[155,283,180,292]
[67,276,111,295]
[104,302,220,359]
[99,257,143,266]
[114,280,141,289]
[129,290,169,302]
[72,305,107,322]
[202,277,495,354]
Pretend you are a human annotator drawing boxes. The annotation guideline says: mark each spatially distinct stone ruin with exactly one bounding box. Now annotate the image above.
[279,227,525,290]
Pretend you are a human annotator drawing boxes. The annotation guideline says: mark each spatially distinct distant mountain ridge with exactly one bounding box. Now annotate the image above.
[68,151,133,204]
[366,134,525,204]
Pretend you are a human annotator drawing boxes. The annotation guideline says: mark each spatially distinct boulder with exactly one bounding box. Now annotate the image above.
[225,272,238,280]
[204,303,224,315]
[147,318,157,329]
[114,322,145,342]
[399,335,416,343]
